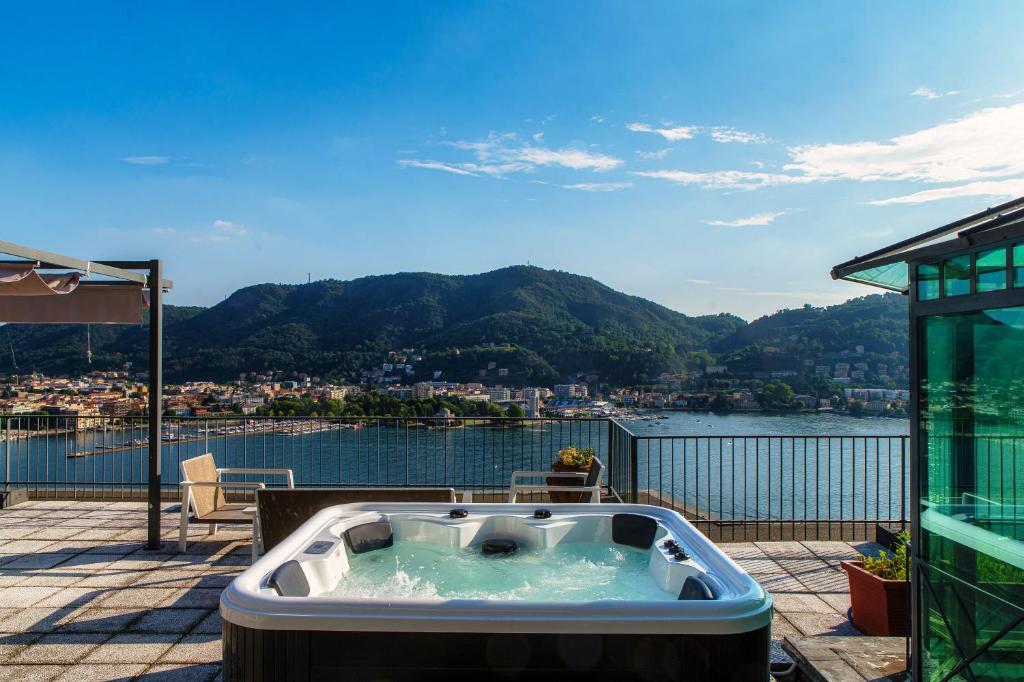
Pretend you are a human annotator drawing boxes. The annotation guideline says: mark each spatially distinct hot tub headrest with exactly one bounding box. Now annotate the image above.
[344,520,394,554]
[268,559,310,597]
[678,575,718,601]
[612,513,658,549]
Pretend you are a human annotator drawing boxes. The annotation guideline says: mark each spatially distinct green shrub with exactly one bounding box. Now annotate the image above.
[862,531,909,580]
[555,445,595,469]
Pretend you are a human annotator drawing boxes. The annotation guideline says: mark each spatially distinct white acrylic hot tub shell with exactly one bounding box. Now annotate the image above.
[220,503,772,635]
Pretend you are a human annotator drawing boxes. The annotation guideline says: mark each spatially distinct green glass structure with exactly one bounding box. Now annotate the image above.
[832,197,1024,681]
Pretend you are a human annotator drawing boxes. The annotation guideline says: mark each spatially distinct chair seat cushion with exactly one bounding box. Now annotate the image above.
[193,503,254,523]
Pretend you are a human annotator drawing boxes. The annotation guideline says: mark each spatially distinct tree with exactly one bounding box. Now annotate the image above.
[505,403,525,418]
[759,382,795,411]
[709,394,733,413]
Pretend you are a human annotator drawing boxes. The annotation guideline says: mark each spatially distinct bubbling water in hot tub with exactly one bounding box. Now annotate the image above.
[322,539,677,602]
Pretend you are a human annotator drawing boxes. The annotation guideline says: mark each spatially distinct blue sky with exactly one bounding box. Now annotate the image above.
[2,2,1024,320]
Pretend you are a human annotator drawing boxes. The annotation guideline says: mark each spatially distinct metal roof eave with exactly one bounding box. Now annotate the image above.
[0,240,173,290]
[831,196,1024,283]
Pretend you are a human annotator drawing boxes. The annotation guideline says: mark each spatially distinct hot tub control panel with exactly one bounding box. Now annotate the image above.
[303,540,336,555]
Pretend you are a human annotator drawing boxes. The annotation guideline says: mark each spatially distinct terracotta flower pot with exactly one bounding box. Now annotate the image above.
[547,461,590,503]
[841,560,909,637]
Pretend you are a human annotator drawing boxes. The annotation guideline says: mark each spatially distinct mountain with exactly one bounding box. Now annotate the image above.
[713,293,908,380]
[1,266,747,385]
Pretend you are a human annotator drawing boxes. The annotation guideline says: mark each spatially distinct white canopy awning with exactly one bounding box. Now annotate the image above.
[0,264,149,324]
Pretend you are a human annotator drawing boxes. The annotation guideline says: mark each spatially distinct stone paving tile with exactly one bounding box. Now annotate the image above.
[778,557,833,575]
[95,587,180,609]
[24,527,83,541]
[796,568,850,593]
[129,569,207,589]
[0,664,66,682]
[734,557,786,575]
[76,570,144,588]
[818,591,852,615]
[755,541,815,559]
[160,633,221,664]
[0,632,41,663]
[0,527,36,540]
[786,611,861,637]
[35,586,103,608]
[1,539,57,553]
[52,664,147,682]
[0,585,63,607]
[193,610,221,635]
[56,607,148,634]
[0,607,77,633]
[162,588,223,609]
[0,574,27,587]
[772,592,835,614]
[9,632,109,664]
[3,552,73,570]
[758,573,807,593]
[717,542,769,559]
[84,632,178,664]
[138,663,220,681]
[17,572,87,587]
[36,541,112,555]
[130,607,209,634]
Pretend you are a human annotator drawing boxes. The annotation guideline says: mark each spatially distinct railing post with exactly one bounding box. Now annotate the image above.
[146,259,163,550]
[629,432,639,504]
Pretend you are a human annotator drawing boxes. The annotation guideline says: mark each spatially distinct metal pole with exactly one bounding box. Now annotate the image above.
[147,259,163,550]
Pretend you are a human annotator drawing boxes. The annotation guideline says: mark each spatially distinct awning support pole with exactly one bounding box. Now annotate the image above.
[147,259,163,550]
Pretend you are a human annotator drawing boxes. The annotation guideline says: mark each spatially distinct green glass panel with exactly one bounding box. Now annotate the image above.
[918,263,940,301]
[976,247,1007,293]
[844,262,908,292]
[1014,244,1024,288]
[919,307,1024,680]
[944,255,971,297]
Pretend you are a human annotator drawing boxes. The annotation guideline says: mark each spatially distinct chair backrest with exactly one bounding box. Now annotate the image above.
[181,453,224,518]
[584,457,604,488]
[257,487,458,552]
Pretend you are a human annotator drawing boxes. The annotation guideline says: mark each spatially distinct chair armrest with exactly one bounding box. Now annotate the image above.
[181,480,266,489]
[510,471,587,481]
[514,484,599,492]
[217,468,295,488]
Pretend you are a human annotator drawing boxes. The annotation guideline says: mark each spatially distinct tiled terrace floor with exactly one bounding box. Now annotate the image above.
[0,501,884,681]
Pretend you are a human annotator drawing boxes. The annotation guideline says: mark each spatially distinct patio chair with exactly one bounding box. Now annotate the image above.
[256,487,457,554]
[508,457,603,503]
[178,453,294,553]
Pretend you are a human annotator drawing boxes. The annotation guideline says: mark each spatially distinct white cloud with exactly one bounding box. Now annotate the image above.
[709,127,769,144]
[559,182,632,192]
[867,178,1024,205]
[786,104,1024,183]
[636,149,670,160]
[684,278,714,285]
[635,103,1024,192]
[152,219,250,244]
[626,122,697,142]
[122,156,170,165]
[591,115,605,123]
[632,169,815,190]
[398,159,481,176]
[704,211,789,227]
[912,87,959,99]
[402,132,623,178]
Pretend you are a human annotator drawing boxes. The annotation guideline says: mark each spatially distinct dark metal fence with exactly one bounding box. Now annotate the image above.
[0,414,910,541]
[609,419,910,541]
[0,414,609,500]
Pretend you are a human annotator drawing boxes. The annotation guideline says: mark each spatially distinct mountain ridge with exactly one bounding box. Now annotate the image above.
[0,266,906,386]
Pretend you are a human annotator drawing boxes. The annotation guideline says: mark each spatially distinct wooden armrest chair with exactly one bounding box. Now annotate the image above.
[508,457,603,503]
[178,453,294,552]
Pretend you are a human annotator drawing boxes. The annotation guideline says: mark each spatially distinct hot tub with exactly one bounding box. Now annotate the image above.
[221,503,772,680]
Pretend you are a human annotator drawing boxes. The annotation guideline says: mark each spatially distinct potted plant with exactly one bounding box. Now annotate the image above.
[840,531,909,636]
[548,446,595,503]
